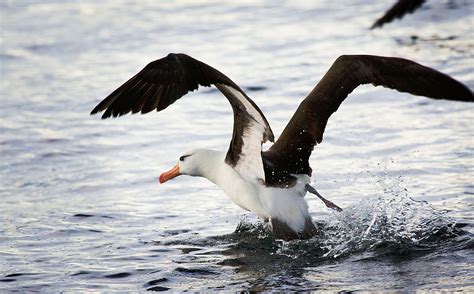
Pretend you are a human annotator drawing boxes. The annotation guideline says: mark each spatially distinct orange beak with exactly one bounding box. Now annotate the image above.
[158,164,181,184]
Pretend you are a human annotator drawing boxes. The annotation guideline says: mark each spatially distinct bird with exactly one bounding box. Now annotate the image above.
[91,53,473,240]
[371,0,426,29]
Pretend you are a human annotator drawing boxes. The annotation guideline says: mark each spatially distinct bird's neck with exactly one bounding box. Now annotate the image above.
[195,150,227,185]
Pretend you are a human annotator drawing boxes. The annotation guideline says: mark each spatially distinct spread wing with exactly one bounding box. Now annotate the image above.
[91,53,274,183]
[371,0,426,29]
[264,55,473,181]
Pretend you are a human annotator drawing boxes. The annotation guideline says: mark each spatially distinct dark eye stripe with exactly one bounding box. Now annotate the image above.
[179,154,191,161]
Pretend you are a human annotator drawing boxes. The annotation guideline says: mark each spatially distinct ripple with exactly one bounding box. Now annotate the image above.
[173,267,218,276]
[40,152,72,158]
[217,258,246,266]
[70,270,97,277]
[179,247,202,254]
[147,286,170,291]
[103,272,132,279]
[244,85,267,92]
[2,0,473,292]
[144,277,172,291]
[4,273,40,278]
[161,229,191,236]
[72,213,114,219]
[144,277,168,287]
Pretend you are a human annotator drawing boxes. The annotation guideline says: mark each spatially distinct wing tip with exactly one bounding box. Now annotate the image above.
[370,20,383,30]
[90,107,100,116]
[90,103,113,119]
[457,89,474,102]
[444,78,473,102]
[90,97,114,118]
[93,106,118,119]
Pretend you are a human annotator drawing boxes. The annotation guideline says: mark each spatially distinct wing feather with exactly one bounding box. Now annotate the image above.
[371,0,426,29]
[264,55,473,182]
[91,53,274,182]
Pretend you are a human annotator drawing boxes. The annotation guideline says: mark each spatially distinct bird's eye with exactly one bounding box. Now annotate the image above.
[179,155,190,161]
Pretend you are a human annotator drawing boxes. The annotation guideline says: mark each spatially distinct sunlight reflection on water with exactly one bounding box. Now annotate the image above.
[1,0,473,291]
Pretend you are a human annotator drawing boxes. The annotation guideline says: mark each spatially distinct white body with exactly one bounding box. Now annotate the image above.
[182,149,312,233]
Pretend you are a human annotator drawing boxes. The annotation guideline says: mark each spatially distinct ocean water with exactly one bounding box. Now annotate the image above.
[1,0,473,291]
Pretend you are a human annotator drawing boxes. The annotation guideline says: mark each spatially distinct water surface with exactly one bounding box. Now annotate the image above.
[1,0,473,291]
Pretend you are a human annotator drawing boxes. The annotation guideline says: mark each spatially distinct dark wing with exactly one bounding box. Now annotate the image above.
[371,0,426,29]
[263,55,473,181]
[91,53,274,183]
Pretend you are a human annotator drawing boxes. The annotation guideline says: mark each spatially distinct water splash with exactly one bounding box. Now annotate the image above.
[318,176,460,259]
[144,176,469,292]
[173,173,467,271]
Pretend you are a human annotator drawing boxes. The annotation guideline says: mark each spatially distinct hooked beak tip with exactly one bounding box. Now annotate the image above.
[158,164,180,184]
[158,175,165,184]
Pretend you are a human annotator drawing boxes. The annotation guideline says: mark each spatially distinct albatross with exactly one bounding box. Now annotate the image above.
[371,0,426,29]
[91,53,473,240]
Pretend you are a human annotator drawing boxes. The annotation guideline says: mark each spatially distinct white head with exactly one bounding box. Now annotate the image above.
[158,149,219,183]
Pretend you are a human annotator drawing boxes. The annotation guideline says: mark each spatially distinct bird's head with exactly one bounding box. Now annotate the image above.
[158,149,213,183]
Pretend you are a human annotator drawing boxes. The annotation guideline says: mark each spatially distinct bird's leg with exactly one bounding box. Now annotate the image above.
[305,184,342,212]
